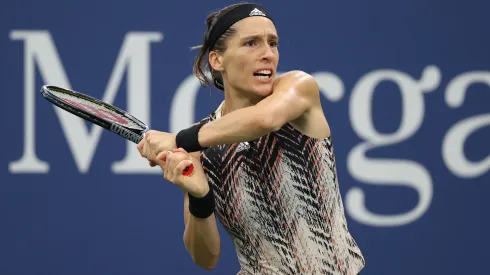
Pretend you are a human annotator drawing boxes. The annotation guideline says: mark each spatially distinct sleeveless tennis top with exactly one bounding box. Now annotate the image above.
[199,104,365,275]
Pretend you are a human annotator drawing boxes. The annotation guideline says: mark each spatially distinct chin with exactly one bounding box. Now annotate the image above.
[254,83,274,97]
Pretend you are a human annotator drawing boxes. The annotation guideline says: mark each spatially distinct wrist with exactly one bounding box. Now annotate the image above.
[189,182,210,198]
[188,188,215,219]
[170,134,177,150]
[176,123,207,152]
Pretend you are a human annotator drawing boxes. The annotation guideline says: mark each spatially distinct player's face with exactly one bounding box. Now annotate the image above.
[219,17,279,98]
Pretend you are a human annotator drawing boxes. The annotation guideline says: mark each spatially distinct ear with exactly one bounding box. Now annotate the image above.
[208,51,224,72]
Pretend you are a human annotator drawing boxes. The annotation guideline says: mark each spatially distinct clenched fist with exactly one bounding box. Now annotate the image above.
[137,130,177,165]
[157,148,210,198]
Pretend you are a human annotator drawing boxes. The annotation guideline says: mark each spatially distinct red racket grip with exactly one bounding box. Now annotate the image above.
[182,163,194,176]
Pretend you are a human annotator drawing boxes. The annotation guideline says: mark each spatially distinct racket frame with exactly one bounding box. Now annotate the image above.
[40,85,149,144]
[40,85,194,176]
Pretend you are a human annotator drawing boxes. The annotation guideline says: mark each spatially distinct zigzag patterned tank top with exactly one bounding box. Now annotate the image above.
[199,106,365,275]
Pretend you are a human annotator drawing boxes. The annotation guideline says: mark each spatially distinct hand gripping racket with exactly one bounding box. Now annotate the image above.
[40,85,194,176]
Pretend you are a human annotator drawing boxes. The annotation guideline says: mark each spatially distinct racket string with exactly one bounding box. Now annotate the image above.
[49,89,143,129]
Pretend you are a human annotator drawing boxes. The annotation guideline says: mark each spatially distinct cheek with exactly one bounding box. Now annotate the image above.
[229,56,251,82]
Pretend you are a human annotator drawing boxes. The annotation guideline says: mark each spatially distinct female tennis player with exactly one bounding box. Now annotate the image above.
[138,3,365,274]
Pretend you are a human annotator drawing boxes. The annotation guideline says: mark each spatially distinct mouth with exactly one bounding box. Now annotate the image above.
[253,69,273,81]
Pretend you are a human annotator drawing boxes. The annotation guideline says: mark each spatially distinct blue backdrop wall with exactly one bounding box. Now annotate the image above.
[1,0,489,274]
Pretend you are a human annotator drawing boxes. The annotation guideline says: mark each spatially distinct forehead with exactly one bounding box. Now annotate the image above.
[232,16,278,38]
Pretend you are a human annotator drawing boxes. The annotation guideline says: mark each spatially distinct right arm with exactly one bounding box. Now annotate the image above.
[157,149,221,270]
[183,191,221,270]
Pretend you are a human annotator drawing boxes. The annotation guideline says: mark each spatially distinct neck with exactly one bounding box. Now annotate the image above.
[221,84,263,116]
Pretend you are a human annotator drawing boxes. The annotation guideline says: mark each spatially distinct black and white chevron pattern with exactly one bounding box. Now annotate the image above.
[199,114,365,275]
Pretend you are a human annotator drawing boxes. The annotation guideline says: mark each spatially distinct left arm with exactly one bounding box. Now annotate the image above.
[197,71,319,147]
[137,71,319,159]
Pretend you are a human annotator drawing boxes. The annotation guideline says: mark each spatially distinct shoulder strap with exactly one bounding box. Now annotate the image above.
[198,100,225,125]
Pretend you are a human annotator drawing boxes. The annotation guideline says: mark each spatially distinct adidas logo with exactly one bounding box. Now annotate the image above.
[249,8,266,17]
[236,142,250,153]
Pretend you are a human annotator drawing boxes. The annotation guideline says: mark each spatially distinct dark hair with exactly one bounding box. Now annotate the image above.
[193,3,253,90]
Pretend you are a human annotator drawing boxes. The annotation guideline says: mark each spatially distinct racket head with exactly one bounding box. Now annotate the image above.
[40,85,149,144]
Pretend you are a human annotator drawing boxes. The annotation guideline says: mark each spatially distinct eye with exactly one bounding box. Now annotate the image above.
[245,40,257,47]
[269,41,278,48]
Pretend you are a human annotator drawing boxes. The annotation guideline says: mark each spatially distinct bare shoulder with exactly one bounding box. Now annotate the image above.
[275,70,318,86]
[273,70,319,98]
[275,71,330,138]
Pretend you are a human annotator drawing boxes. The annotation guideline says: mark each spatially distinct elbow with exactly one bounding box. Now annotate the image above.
[188,246,220,271]
[255,114,283,133]
[194,253,220,270]
[184,234,220,271]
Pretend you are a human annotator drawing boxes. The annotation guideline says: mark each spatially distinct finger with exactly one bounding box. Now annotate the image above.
[162,158,169,180]
[165,152,188,180]
[155,151,169,171]
[139,140,147,157]
[137,139,146,157]
[163,151,174,179]
[168,152,188,170]
[172,148,188,154]
[175,159,194,176]
[137,139,144,151]
[156,150,172,163]
[143,141,155,160]
[145,147,155,162]
[140,143,148,158]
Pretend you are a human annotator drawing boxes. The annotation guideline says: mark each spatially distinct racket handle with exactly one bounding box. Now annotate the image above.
[182,164,194,176]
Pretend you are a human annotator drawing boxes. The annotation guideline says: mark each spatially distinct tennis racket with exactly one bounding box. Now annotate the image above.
[39,85,194,176]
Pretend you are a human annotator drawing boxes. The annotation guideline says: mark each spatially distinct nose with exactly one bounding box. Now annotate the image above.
[260,44,276,62]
